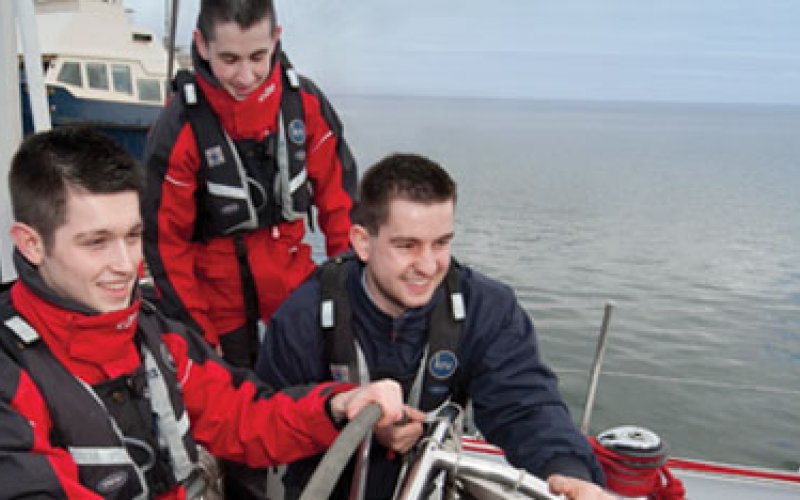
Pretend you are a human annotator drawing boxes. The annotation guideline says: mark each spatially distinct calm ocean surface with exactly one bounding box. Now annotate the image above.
[312,96,800,471]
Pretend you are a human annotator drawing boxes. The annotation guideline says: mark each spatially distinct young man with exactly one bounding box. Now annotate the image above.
[142,0,356,368]
[0,127,408,499]
[256,154,614,499]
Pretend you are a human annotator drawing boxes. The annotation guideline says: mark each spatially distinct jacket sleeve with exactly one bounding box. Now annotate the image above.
[142,104,219,344]
[299,78,357,257]
[161,321,346,466]
[462,279,605,484]
[0,356,102,499]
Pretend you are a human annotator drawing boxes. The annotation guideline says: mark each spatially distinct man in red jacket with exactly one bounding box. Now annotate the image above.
[143,2,359,492]
[142,0,356,367]
[0,127,414,499]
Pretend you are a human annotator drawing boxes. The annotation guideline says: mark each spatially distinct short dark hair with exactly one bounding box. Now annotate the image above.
[197,0,276,41]
[352,153,457,234]
[9,126,144,248]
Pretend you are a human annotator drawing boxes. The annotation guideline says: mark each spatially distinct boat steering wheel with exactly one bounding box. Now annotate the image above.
[299,403,565,500]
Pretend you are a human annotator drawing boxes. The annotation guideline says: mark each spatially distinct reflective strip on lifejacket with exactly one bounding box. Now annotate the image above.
[451,292,466,321]
[76,379,151,499]
[219,130,259,233]
[321,299,335,329]
[354,340,430,410]
[6,317,146,489]
[407,345,430,409]
[275,110,308,222]
[276,112,293,218]
[142,347,195,482]
[206,182,250,200]
[5,315,40,344]
[354,341,370,385]
[288,169,308,194]
[351,341,372,499]
[177,411,191,437]
[68,446,133,466]
[183,82,198,105]
[286,67,300,88]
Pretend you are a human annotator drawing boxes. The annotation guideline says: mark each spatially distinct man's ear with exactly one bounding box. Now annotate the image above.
[193,28,209,60]
[349,224,371,263]
[272,24,283,44]
[10,222,46,266]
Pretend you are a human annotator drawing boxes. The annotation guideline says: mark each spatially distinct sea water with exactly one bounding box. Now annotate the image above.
[313,96,800,471]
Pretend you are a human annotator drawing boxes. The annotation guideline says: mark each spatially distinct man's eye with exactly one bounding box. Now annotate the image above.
[126,232,143,243]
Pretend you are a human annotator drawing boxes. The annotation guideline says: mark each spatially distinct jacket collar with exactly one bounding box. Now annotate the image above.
[348,259,443,335]
[191,41,284,139]
[11,250,142,384]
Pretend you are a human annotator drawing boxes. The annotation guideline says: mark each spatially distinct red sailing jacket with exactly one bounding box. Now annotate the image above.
[0,269,347,499]
[143,50,356,344]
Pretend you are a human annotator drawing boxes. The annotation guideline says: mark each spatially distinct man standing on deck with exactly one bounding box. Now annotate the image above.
[256,153,613,499]
[142,0,355,368]
[0,127,410,499]
[142,1,356,493]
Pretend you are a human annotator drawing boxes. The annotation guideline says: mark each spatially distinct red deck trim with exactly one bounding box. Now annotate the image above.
[667,458,800,484]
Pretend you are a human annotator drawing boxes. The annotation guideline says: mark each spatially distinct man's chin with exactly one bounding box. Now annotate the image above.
[401,293,434,310]
[93,290,133,313]
[227,87,255,101]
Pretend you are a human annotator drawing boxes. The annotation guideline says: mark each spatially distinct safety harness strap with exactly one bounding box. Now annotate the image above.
[319,254,360,384]
[318,255,465,412]
[1,308,149,500]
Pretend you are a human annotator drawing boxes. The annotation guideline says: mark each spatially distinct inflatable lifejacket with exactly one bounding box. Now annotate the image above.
[0,302,200,499]
[317,254,467,412]
[175,51,312,241]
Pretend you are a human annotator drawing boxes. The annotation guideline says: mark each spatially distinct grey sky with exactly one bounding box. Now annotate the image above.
[124,0,800,104]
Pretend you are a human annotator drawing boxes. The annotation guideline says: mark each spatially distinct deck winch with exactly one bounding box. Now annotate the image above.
[591,425,685,499]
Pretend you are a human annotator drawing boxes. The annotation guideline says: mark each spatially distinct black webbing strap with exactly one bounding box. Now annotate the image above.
[418,259,465,411]
[277,51,313,230]
[318,254,359,383]
[318,255,465,411]
[233,234,260,364]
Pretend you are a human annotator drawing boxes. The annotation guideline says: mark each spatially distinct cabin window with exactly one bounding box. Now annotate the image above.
[87,63,109,90]
[57,62,82,87]
[132,33,153,43]
[137,78,162,102]
[111,64,133,95]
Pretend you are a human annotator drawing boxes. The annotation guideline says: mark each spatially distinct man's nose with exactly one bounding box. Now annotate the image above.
[108,240,136,271]
[235,63,258,86]
[415,246,439,276]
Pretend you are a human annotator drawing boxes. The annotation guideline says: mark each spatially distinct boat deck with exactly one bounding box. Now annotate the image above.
[674,468,800,499]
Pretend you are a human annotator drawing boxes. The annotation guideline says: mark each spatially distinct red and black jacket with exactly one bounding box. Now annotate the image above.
[0,252,349,499]
[142,46,357,345]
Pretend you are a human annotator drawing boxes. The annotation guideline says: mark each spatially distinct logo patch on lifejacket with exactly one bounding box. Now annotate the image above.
[205,145,225,168]
[115,312,137,330]
[288,119,306,145]
[330,364,350,382]
[258,82,276,102]
[96,470,129,493]
[220,202,240,215]
[429,350,458,380]
[427,384,449,396]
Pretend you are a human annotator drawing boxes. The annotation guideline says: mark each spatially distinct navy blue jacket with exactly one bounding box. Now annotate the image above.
[256,258,604,499]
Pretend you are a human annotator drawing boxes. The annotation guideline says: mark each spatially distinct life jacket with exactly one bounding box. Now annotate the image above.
[317,254,467,412]
[0,300,200,499]
[175,51,312,241]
